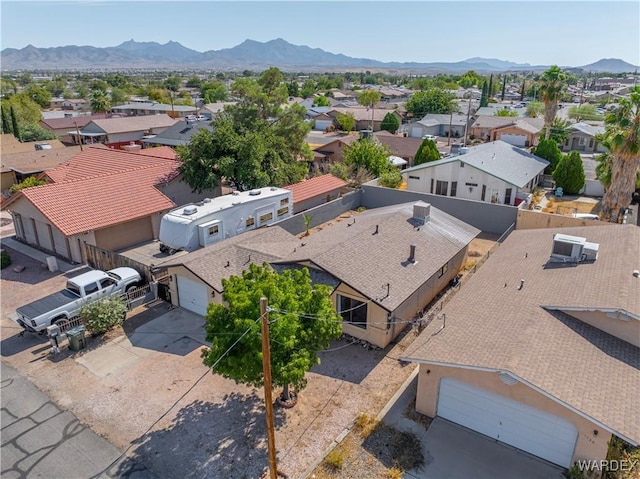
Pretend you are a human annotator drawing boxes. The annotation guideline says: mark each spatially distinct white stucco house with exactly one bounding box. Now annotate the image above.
[402,140,549,206]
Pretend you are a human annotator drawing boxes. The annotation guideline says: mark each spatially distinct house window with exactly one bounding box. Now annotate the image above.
[430,178,434,194]
[280,198,289,207]
[277,207,289,217]
[460,163,465,168]
[208,225,219,236]
[481,185,487,201]
[451,181,457,197]
[408,175,420,180]
[505,188,512,204]
[259,212,273,223]
[438,263,449,278]
[246,216,255,227]
[589,138,594,147]
[337,295,367,329]
[579,137,586,146]
[435,180,448,196]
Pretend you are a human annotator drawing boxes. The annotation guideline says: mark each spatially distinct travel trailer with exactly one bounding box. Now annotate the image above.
[159,187,292,253]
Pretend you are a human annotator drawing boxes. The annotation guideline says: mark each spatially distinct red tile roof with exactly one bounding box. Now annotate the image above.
[19,146,180,235]
[284,174,347,203]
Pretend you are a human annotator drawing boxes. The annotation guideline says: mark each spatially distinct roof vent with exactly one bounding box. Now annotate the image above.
[249,189,262,196]
[202,198,211,203]
[408,244,417,263]
[231,191,240,196]
[270,187,277,191]
[499,372,518,386]
[413,202,431,225]
[183,205,198,215]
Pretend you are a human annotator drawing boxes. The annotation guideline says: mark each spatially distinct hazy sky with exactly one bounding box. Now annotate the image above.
[2,1,639,66]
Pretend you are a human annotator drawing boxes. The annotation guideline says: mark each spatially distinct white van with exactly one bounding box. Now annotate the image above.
[572,213,600,221]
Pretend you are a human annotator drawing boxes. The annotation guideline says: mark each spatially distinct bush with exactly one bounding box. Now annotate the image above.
[1,251,11,269]
[324,447,345,469]
[553,151,585,195]
[80,296,127,335]
[532,138,563,174]
[9,176,46,193]
[378,169,403,188]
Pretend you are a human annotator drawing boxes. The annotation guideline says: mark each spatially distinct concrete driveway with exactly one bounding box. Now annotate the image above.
[407,418,566,479]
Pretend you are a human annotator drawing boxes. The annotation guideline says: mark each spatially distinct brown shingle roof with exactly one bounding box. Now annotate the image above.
[1,146,83,175]
[276,202,480,311]
[39,114,107,130]
[0,137,66,155]
[328,107,401,122]
[284,174,347,203]
[403,225,640,443]
[374,134,423,159]
[87,115,177,134]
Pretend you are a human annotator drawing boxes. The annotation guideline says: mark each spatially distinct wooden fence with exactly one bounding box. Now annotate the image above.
[84,243,156,284]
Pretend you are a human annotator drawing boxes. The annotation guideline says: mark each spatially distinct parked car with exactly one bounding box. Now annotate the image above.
[196,115,208,121]
[14,267,142,333]
[185,115,197,121]
[422,135,438,142]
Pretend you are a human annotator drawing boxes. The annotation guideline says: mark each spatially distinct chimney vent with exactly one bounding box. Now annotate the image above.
[409,244,417,263]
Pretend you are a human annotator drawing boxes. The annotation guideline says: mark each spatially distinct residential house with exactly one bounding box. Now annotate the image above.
[311,134,359,172]
[110,102,196,119]
[374,131,424,167]
[141,119,214,148]
[562,122,607,153]
[402,225,640,469]
[400,113,469,139]
[62,99,86,111]
[470,115,544,147]
[1,135,67,155]
[402,141,549,205]
[327,108,402,132]
[284,174,348,214]
[201,102,237,119]
[1,146,83,194]
[475,106,528,117]
[73,115,177,149]
[163,201,479,348]
[39,114,108,144]
[6,146,220,263]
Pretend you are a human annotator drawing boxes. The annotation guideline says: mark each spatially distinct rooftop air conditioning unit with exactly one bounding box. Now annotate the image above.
[249,190,262,196]
[183,205,198,215]
[549,233,599,263]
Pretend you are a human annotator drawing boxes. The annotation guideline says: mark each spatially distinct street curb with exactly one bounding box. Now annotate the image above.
[299,364,419,479]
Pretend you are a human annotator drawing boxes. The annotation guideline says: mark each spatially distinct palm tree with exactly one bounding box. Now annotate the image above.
[600,86,640,222]
[538,66,568,139]
[90,89,111,113]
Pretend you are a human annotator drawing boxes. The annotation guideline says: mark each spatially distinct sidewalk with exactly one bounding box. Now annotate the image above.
[1,236,78,273]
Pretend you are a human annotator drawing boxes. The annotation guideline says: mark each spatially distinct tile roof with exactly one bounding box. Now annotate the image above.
[45,146,177,183]
[284,174,347,203]
[1,146,83,174]
[403,225,640,443]
[275,202,480,311]
[21,161,178,236]
[86,115,177,134]
[163,227,300,292]
[403,140,549,188]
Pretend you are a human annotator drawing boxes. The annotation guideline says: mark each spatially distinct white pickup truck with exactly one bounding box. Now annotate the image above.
[14,267,142,333]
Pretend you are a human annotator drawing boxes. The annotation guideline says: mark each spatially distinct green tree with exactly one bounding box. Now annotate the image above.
[501,75,507,101]
[201,82,228,103]
[90,89,111,113]
[459,70,479,88]
[110,87,129,105]
[381,112,400,133]
[185,76,203,88]
[494,108,518,117]
[378,168,403,188]
[600,86,640,221]
[488,74,494,97]
[344,138,392,177]
[19,123,58,142]
[406,88,457,117]
[567,104,603,122]
[201,263,342,402]
[358,90,382,131]
[526,101,545,118]
[10,106,20,141]
[480,81,489,108]
[336,112,355,132]
[178,68,310,192]
[80,296,127,336]
[300,79,316,98]
[313,95,330,107]
[1,103,11,134]
[413,139,441,165]
[538,66,568,139]
[9,176,47,193]
[553,151,585,194]
[543,118,572,146]
[532,138,563,173]
[287,80,299,97]
[25,84,52,108]
[520,79,526,101]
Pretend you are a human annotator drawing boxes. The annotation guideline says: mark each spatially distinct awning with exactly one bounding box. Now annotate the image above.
[388,155,408,166]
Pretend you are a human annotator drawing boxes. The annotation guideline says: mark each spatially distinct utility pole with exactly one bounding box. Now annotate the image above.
[260,297,278,479]
[463,94,472,147]
[447,104,453,146]
[73,120,83,151]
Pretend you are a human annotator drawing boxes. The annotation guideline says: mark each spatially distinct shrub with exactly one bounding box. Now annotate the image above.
[386,467,404,479]
[354,412,379,438]
[1,251,11,269]
[9,176,46,193]
[532,138,563,174]
[553,151,585,195]
[80,296,127,335]
[378,169,403,188]
[324,447,345,469]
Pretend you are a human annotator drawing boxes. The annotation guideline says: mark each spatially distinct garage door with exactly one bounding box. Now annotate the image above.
[410,127,423,138]
[437,378,578,467]
[500,133,527,146]
[314,119,333,131]
[177,276,208,316]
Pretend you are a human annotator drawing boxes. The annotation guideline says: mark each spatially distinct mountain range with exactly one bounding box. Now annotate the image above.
[1,38,637,73]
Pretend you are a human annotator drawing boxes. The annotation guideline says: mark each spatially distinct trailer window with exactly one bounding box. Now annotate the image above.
[246,216,255,227]
[259,212,273,223]
[280,198,289,207]
[277,207,289,217]
[208,225,219,236]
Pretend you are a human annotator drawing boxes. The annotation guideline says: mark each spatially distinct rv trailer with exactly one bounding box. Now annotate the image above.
[159,187,292,253]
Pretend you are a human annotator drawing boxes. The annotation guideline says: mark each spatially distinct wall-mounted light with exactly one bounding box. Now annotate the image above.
[468,187,473,193]
[426,369,431,375]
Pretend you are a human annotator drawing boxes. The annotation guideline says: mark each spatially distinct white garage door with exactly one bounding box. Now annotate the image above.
[177,276,209,316]
[437,378,578,467]
[500,133,527,146]
[314,119,333,131]
[410,127,423,138]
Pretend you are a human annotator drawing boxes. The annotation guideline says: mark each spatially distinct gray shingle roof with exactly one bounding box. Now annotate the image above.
[571,122,606,137]
[471,115,544,130]
[403,140,549,188]
[141,120,213,147]
[418,113,468,127]
[274,202,480,311]
[403,225,640,444]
